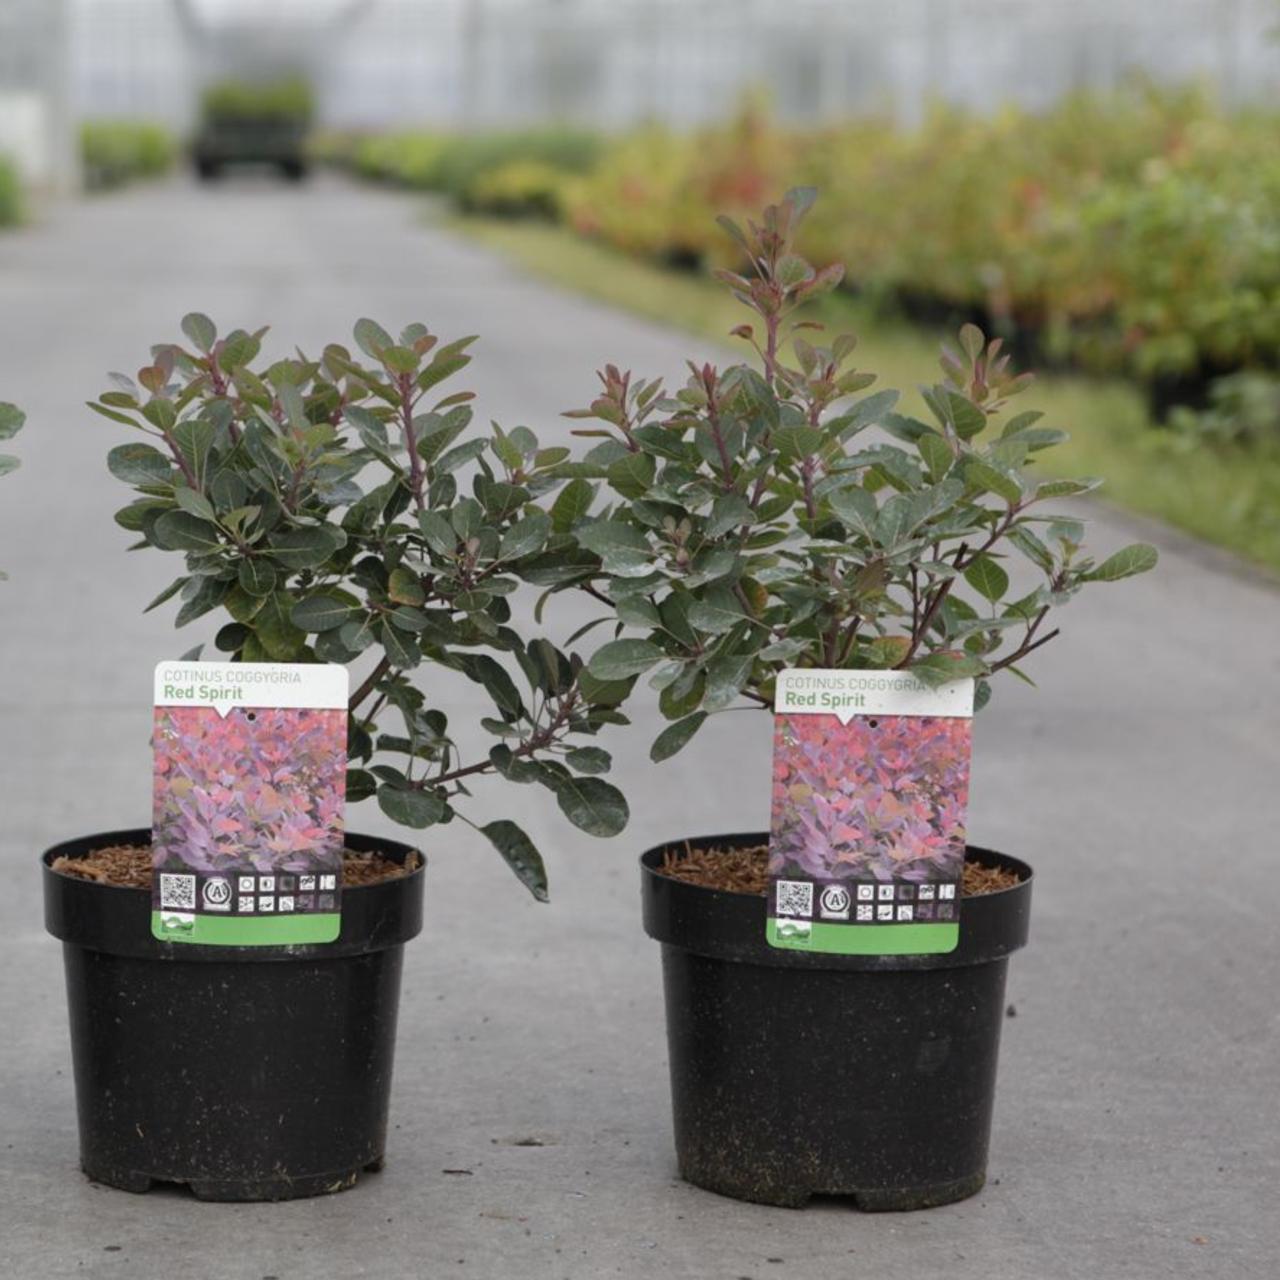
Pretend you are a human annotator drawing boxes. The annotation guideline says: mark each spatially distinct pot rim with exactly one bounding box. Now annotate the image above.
[41,826,426,893]
[640,830,1032,972]
[43,826,425,962]
[641,830,1032,897]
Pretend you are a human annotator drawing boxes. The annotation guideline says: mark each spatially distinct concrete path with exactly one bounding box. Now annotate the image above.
[0,175,1275,1280]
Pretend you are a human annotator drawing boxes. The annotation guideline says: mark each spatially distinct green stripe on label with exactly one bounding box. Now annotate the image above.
[767,918,960,955]
[151,912,341,946]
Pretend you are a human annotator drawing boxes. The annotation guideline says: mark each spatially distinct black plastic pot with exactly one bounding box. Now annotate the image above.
[642,832,1032,1210]
[42,827,424,1202]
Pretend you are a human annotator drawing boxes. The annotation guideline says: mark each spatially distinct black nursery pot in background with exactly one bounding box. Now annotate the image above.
[42,828,425,1202]
[642,832,1032,1211]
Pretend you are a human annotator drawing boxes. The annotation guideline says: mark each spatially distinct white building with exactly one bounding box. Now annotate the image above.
[3,0,1279,189]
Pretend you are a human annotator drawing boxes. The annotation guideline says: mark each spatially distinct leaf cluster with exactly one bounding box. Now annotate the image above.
[558,190,1158,760]
[95,316,628,899]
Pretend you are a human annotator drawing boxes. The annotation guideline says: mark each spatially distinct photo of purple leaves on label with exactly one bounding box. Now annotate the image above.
[151,662,348,946]
[767,669,974,956]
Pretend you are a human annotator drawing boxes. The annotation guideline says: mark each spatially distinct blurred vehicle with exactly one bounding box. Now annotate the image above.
[191,76,314,181]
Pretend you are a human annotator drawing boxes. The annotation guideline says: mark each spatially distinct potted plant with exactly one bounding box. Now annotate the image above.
[559,190,1158,1209]
[43,316,630,1200]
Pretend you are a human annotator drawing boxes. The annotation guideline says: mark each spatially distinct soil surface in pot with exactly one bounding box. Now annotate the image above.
[658,844,1021,897]
[51,844,417,889]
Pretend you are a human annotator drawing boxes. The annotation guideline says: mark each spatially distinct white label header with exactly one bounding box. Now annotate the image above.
[154,661,349,718]
[774,668,974,724]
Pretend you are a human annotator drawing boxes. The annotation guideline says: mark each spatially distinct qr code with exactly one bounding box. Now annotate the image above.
[159,873,196,910]
[775,880,814,918]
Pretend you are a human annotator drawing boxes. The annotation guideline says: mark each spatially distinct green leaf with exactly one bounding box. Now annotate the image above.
[588,638,664,681]
[224,582,266,623]
[173,486,216,523]
[219,328,261,370]
[773,424,825,461]
[607,451,656,499]
[181,312,216,354]
[378,785,445,829]
[1082,543,1159,583]
[346,769,377,803]
[828,485,879,540]
[269,526,344,569]
[963,555,1010,603]
[553,775,629,838]
[89,401,139,428]
[881,412,936,444]
[381,345,419,376]
[499,511,551,560]
[577,519,653,576]
[835,389,899,440]
[650,712,707,762]
[702,652,754,712]
[215,622,250,653]
[875,493,919,549]
[389,604,430,631]
[776,253,814,288]
[353,317,394,359]
[435,438,487,475]
[550,477,595,532]
[945,390,987,440]
[107,442,172,486]
[705,493,753,539]
[387,566,426,605]
[142,398,177,432]
[174,576,227,628]
[254,593,306,660]
[291,591,360,633]
[153,510,222,553]
[577,519,649,559]
[959,323,984,362]
[1007,525,1055,573]
[380,618,421,669]
[971,678,992,712]
[345,404,392,454]
[1035,477,1103,500]
[464,654,524,716]
[480,819,549,901]
[237,558,277,597]
[0,402,25,441]
[277,382,307,431]
[917,432,954,481]
[964,459,1022,505]
[143,576,187,613]
[565,746,612,775]
[418,510,457,557]
[911,652,987,685]
[616,595,660,629]
[172,419,214,487]
[687,586,746,636]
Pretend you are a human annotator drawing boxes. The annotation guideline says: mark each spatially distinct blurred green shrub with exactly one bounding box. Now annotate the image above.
[0,155,22,226]
[200,76,315,126]
[459,160,570,219]
[351,131,451,187]
[435,129,600,202]
[332,127,600,207]
[564,85,1280,396]
[1169,371,1280,445]
[565,101,798,269]
[335,85,1280,408]
[81,121,177,191]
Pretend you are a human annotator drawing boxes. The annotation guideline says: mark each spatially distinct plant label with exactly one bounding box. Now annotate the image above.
[767,668,974,955]
[151,661,349,946]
